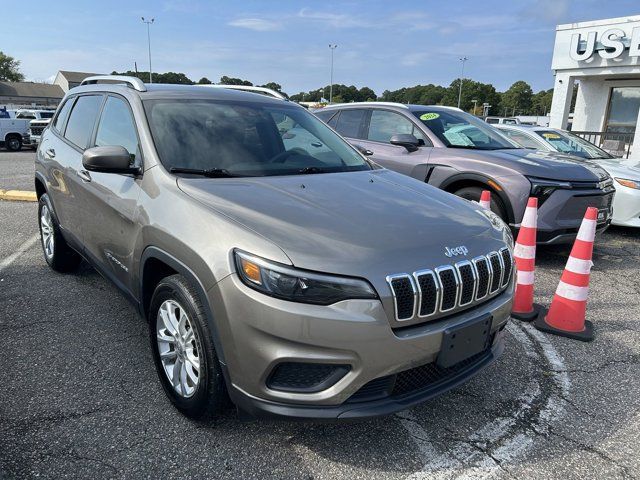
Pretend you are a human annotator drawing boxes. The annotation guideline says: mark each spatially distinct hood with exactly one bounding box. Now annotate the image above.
[594,158,640,180]
[448,148,610,182]
[178,169,506,278]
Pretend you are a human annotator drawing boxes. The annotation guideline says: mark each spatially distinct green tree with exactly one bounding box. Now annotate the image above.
[0,51,24,82]
[219,76,253,86]
[112,70,194,84]
[259,82,282,92]
[500,80,534,116]
[381,84,447,105]
[197,77,212,84]
[441,79,501,115]
[531,88,554,116]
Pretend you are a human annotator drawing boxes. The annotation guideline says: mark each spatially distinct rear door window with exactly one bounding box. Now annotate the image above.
[64,95,103,149]
[334,109,366,139]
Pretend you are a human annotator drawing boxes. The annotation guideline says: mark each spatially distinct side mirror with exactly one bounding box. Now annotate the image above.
[354,144,374,156]
[390,134,420,153]
[82,146,140,174]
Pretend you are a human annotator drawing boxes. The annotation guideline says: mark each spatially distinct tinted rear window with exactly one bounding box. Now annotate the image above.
[65,95,103,148]
[334,109,366,139]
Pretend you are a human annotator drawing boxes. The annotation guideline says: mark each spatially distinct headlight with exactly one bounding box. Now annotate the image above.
[476,209,513,249]
[614,177,640,190]
[234,250,378,305]
[527,177,572,206]
[477,208,507,231]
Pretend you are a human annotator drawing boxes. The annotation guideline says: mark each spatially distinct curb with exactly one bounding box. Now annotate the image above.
[0,189,37,202]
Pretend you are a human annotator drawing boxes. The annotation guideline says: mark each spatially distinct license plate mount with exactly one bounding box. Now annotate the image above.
[437,314,492,368]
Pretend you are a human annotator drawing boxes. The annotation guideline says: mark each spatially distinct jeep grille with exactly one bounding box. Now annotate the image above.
[386,247,512,323]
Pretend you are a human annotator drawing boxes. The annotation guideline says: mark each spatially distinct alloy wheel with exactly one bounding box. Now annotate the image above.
[40,204,55,260]
[156,299,201,398]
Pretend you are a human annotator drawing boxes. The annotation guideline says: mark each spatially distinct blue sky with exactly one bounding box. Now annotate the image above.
[5,0,638,95]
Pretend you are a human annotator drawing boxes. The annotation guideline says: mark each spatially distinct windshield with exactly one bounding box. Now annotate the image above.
[535,130,613,160]
[413,109,517,150]
[144,99,371,177]
[40,112,54,119]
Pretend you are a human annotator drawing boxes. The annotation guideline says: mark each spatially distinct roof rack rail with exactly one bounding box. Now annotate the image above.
[205,84,287,100]
[80,75,147,92]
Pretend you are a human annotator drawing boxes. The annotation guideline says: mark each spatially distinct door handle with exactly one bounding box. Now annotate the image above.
[77,170,92,182]
[45,148,56,158]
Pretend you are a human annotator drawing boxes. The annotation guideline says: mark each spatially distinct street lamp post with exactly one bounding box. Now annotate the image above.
[457,56,468,110]
[141,17,155,83]
[329,44,338,104]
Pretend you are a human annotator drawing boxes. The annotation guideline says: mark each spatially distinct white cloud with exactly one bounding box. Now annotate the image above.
[296,8,372,28]
[228,18,282,31]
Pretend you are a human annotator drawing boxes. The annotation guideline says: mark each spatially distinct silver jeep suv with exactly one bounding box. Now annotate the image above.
[35,76,514,420]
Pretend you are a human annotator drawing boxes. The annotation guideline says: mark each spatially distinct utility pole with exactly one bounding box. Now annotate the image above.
[457,56,468,109]
[329,44,338,104]
[141,17,155,83]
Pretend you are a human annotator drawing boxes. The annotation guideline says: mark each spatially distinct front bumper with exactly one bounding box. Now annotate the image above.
[208,273,513,420]
[610,184,640,227]
[535,189,614,244]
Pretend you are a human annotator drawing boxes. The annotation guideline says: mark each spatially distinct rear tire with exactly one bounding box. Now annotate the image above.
[6,135,22,152]
[38,193,82,272]
[454,186,508,222]
[149,274,227,420]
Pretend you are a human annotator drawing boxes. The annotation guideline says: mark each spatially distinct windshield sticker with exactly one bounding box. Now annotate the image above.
[420,113,440,121]
[542,133,561,139]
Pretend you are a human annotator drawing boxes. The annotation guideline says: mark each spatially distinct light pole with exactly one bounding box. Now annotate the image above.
[457,56,468,109]
[329,44,338,104]
[141,17,154,83]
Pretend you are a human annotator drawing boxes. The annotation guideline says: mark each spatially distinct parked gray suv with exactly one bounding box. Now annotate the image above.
[316,104,615,244]
[35,76,514,421]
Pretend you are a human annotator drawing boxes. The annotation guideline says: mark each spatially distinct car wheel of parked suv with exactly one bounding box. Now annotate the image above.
[38,194,82,272]
[149,274,227,420]
[454,186,507,221]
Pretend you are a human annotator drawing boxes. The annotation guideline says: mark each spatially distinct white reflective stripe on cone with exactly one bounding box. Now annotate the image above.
[576,219,597,242]
[521,207,537,229]
[565,256,594,275]
[555,280,589,302]
[517,270,535,285]
[514,243,536,259]
[480,201,490,209]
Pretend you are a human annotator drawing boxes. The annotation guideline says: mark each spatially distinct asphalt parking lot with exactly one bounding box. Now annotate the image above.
[1,151,639,479]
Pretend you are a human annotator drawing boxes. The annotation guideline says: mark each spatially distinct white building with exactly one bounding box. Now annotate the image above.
[549,15,640,158]
[53,71,101,93]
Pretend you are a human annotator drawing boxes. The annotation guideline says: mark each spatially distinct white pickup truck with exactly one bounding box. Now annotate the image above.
[0,109,55,151]
[0,109,30,151]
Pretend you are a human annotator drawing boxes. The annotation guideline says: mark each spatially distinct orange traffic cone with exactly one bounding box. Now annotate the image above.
[534,207,596,342]
[511,197,544,321]
[479,190,491,210]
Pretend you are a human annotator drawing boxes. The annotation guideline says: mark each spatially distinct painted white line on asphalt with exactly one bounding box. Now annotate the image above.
[398,321,571,479]
[0,233,39,274]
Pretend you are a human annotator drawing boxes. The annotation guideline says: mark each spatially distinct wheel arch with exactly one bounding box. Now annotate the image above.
[440,173,515,225]
[139,246,228,366]
[35,174,47,199]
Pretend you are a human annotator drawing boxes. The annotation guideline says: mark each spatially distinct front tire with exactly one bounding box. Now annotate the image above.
[454,186,508,221]
[149,274,226,420]
[6,135,22,152]
[38,193,82,272]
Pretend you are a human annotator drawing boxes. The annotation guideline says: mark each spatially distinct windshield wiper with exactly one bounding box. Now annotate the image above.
[297,166,330,174]
[169,167,240,178]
